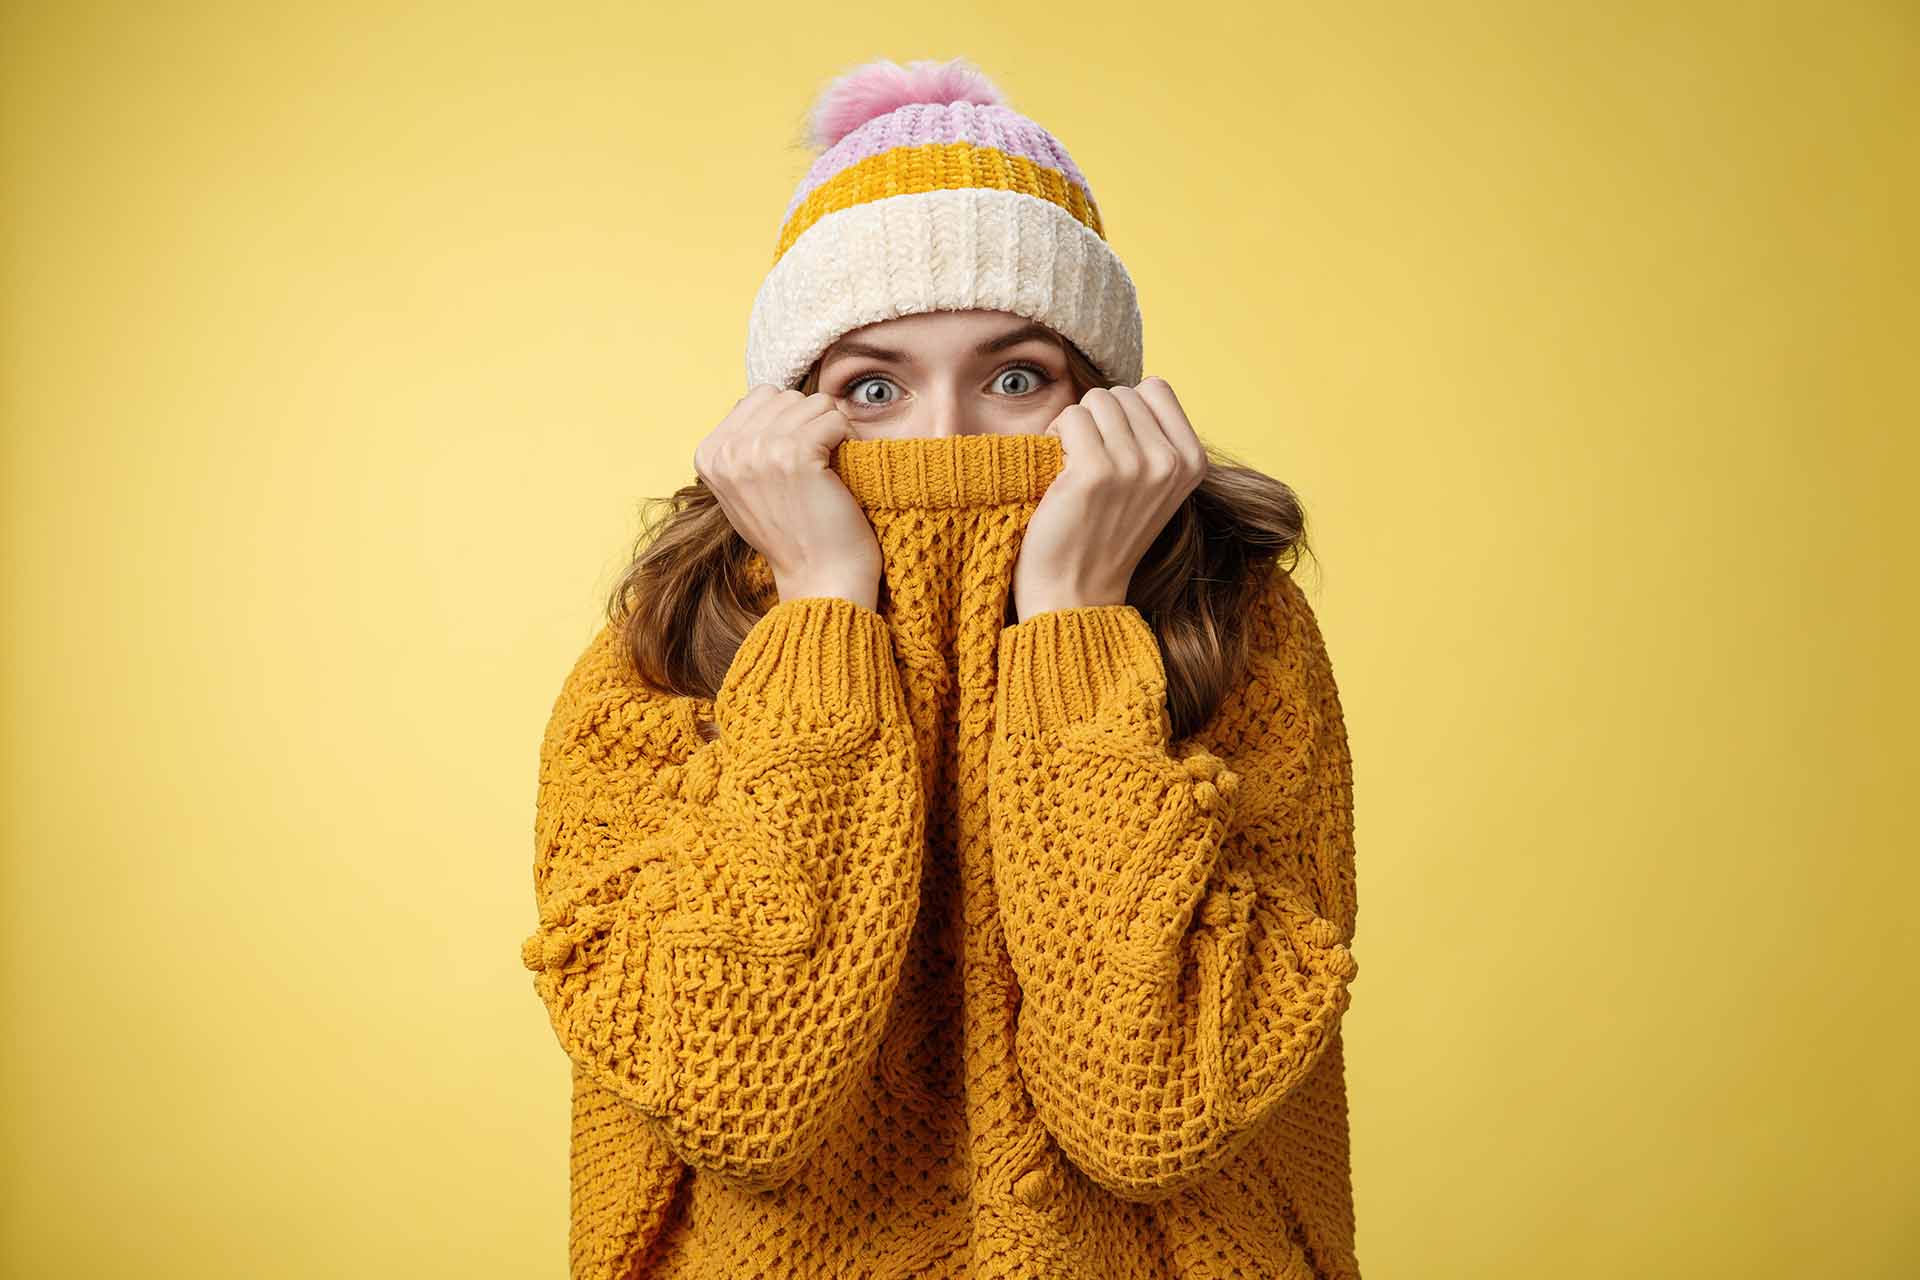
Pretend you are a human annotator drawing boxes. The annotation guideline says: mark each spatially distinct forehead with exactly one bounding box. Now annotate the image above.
[824,311,1059,363]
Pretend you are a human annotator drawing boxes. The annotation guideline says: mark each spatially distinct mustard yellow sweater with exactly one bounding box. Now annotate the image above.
[520,432,1361,1279]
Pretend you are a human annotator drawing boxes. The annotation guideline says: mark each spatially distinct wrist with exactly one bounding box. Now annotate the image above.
[777,575,879,613]
[1011,586,1128,623]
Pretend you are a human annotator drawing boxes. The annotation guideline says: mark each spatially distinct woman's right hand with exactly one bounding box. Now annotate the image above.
[693,385,881,611]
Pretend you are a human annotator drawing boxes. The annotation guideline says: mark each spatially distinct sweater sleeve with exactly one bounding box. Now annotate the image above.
[987,568,1359,1203]
[520,595,925,1191]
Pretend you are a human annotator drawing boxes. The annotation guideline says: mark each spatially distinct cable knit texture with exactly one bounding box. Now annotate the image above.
[521,432,1361,1278]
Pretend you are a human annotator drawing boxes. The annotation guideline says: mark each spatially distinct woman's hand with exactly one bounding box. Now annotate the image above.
[1010,377,1208,622]
[694,386,882,610]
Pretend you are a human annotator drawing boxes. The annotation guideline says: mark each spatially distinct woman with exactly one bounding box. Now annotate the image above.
[520,56,1362,1279]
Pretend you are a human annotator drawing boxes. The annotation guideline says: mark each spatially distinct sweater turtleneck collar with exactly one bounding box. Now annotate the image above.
[831,432,1064,511]
[738,433,1069,621]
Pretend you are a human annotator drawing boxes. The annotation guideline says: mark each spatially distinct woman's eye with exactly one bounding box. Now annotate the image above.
[843,375,896,406]
[837,364,1053,408]
[995,366,1048,395]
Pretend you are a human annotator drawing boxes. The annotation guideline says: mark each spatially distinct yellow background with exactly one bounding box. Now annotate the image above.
[3,2,1913,1275]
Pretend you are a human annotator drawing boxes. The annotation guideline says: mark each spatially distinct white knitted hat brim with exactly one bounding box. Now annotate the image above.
[745,187,1144,394]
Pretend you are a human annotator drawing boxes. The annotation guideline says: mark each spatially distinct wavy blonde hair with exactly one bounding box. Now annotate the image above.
[606,329,1317,743]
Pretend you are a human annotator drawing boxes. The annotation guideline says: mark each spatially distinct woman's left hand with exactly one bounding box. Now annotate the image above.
[1010,376,1209,622]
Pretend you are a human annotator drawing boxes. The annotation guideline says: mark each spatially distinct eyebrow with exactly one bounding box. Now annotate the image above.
[824,321,1059,367]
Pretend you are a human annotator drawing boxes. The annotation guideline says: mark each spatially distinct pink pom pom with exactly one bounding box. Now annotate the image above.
[806,56,1008,151]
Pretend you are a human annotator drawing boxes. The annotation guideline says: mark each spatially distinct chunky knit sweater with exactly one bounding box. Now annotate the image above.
[520,431,1361,1279]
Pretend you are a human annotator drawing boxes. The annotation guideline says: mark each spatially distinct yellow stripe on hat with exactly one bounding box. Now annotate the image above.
[772,142,1106,266]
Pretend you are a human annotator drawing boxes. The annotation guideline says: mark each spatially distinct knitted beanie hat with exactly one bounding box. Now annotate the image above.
[744,56,1144,394]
